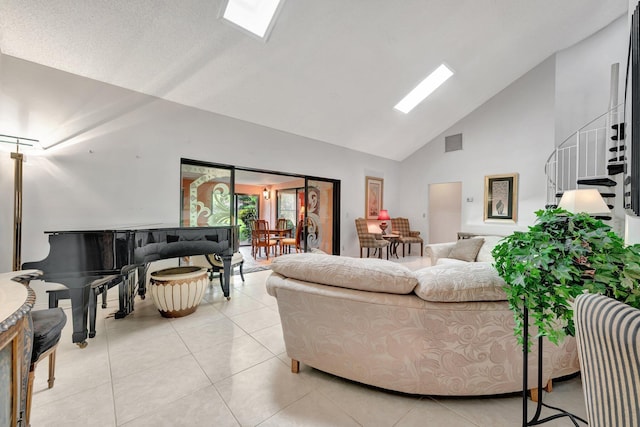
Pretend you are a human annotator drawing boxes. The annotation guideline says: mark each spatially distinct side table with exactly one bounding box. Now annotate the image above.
[382,234,400,259]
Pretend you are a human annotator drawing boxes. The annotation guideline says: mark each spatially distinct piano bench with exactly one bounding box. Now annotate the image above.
[46,275,121,338]
[26,307,67,426]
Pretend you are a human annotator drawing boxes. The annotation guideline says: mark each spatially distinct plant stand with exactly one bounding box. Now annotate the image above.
[522,307,587,426]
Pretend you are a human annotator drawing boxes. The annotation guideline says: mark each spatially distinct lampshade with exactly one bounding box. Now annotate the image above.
[558,189,609,214]
[377,209,391,221]
[263,188,270,200]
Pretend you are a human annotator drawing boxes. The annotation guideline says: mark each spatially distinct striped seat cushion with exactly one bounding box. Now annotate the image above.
[575,293,640,427]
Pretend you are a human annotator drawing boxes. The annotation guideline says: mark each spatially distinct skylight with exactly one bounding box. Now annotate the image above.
[394,64,454,114]
[222,0,283,38]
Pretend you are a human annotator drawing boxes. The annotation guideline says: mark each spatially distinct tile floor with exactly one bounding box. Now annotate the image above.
[29,254,587,426]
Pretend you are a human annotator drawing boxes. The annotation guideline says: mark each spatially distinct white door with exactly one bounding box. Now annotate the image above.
[428,182,462,243]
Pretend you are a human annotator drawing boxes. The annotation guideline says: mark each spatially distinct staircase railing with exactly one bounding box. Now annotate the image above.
[545,103,624,207]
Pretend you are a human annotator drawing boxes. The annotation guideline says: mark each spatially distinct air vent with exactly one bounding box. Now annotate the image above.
[445,133,463,152]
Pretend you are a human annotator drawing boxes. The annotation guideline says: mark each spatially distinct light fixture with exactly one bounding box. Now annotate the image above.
[377,209,391,235]
[222,0,283,38]
[394,64,454,114]
[558,189,610,215]
[263,188,270,200]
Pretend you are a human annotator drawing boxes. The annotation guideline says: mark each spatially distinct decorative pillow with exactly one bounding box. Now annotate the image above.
[476,235,504,263]
[448,238,485,262]
[413,262,507,302]
[270,253,417,294]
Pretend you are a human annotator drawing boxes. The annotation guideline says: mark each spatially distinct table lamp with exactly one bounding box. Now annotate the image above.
[377,209,390,235]
[557,189,609,215]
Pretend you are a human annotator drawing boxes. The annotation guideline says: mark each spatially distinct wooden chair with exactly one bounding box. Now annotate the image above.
[355,218,388,258]
[254,219,278,259]
[276,218,289,233]
[575,293,640,427]
[391,217,424,257]
[281,219,305,253]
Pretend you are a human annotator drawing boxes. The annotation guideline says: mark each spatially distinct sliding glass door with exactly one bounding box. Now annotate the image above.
[180,161,234,226]
[236,194,258,246]
[180,159,340,254]
[305,179,338,253]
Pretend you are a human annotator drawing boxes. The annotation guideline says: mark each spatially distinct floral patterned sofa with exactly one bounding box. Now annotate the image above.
[266,253,579,396]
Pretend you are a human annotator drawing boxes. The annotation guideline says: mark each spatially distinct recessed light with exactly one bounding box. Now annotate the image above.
[223,0,283,38]
[394,64,454,114]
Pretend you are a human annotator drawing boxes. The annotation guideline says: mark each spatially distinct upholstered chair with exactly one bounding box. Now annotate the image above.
[355,218,389,258]
[26,307,67,426]
[391,217,423,257]
[575,293,640,427]
[205,252,245,287]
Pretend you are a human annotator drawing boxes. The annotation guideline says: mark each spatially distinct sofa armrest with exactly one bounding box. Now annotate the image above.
[425,242,456,264]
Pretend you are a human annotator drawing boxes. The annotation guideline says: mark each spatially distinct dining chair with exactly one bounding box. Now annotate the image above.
[276,218,289,233]
[254,219,278,259]
[281,219,305,253]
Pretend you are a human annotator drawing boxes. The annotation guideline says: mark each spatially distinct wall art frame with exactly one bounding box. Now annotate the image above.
[484,173,518,223]
[365,176,383,219]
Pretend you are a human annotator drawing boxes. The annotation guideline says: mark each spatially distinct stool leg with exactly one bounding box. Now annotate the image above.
[101,285,108,309]
[239,261,245,282]
[48,292,58,308]
[48,350,57,388]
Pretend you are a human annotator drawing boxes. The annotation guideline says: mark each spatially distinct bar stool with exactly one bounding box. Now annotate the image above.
[26,307,67,426]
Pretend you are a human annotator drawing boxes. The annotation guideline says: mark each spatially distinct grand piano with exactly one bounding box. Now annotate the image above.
[22,226,238,347]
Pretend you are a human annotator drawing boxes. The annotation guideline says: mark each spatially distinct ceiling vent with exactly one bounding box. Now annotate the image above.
[445,133,463,152]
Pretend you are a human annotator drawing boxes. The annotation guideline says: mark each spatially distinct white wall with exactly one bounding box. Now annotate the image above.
[399,57,556,241]
[0,55,401,269]
[555,14,627,145]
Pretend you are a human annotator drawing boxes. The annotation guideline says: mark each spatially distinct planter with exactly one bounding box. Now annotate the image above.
[149,266,208,318]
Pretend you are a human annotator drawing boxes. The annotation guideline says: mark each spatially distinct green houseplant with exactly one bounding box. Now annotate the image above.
[492,208,640,349]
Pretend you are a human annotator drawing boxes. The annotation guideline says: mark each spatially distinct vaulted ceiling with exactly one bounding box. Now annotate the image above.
[0,1,628,161]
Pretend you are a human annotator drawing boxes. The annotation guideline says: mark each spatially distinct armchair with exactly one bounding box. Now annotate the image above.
[391,217,423,257]
[355,218,389,258]
[575,293,640,427]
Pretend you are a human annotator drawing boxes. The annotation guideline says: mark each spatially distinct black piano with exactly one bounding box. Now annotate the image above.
[22,226,238,347]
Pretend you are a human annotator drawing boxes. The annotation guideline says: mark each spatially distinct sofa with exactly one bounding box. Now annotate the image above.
[425,235,504,265]
[266,252,579,396]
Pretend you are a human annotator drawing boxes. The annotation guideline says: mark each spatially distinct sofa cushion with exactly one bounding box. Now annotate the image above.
[270,253,417,294]
[448,238,484,262]
[413,262,507,302]
[435,258,468,266]
[476,235,504,263]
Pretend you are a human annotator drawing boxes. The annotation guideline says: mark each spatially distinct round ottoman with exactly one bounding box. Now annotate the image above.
[149,266,208,318]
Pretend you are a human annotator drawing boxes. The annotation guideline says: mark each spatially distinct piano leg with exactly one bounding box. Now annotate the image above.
[222,256,232,300]
[115,267,137,319]
[67,285,90,348]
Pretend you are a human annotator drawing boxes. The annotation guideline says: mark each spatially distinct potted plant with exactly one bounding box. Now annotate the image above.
[491,208,640,349]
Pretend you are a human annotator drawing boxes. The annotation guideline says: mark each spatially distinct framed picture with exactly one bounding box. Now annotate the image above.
[365,176,383,219]
[484,173,518,223]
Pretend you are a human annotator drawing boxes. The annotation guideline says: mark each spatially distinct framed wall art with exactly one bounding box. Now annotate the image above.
[365,176,383,219]
[484,173,518,223]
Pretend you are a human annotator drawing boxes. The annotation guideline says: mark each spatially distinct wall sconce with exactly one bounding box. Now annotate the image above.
[377,209,390,235]
[263,188,270,200]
